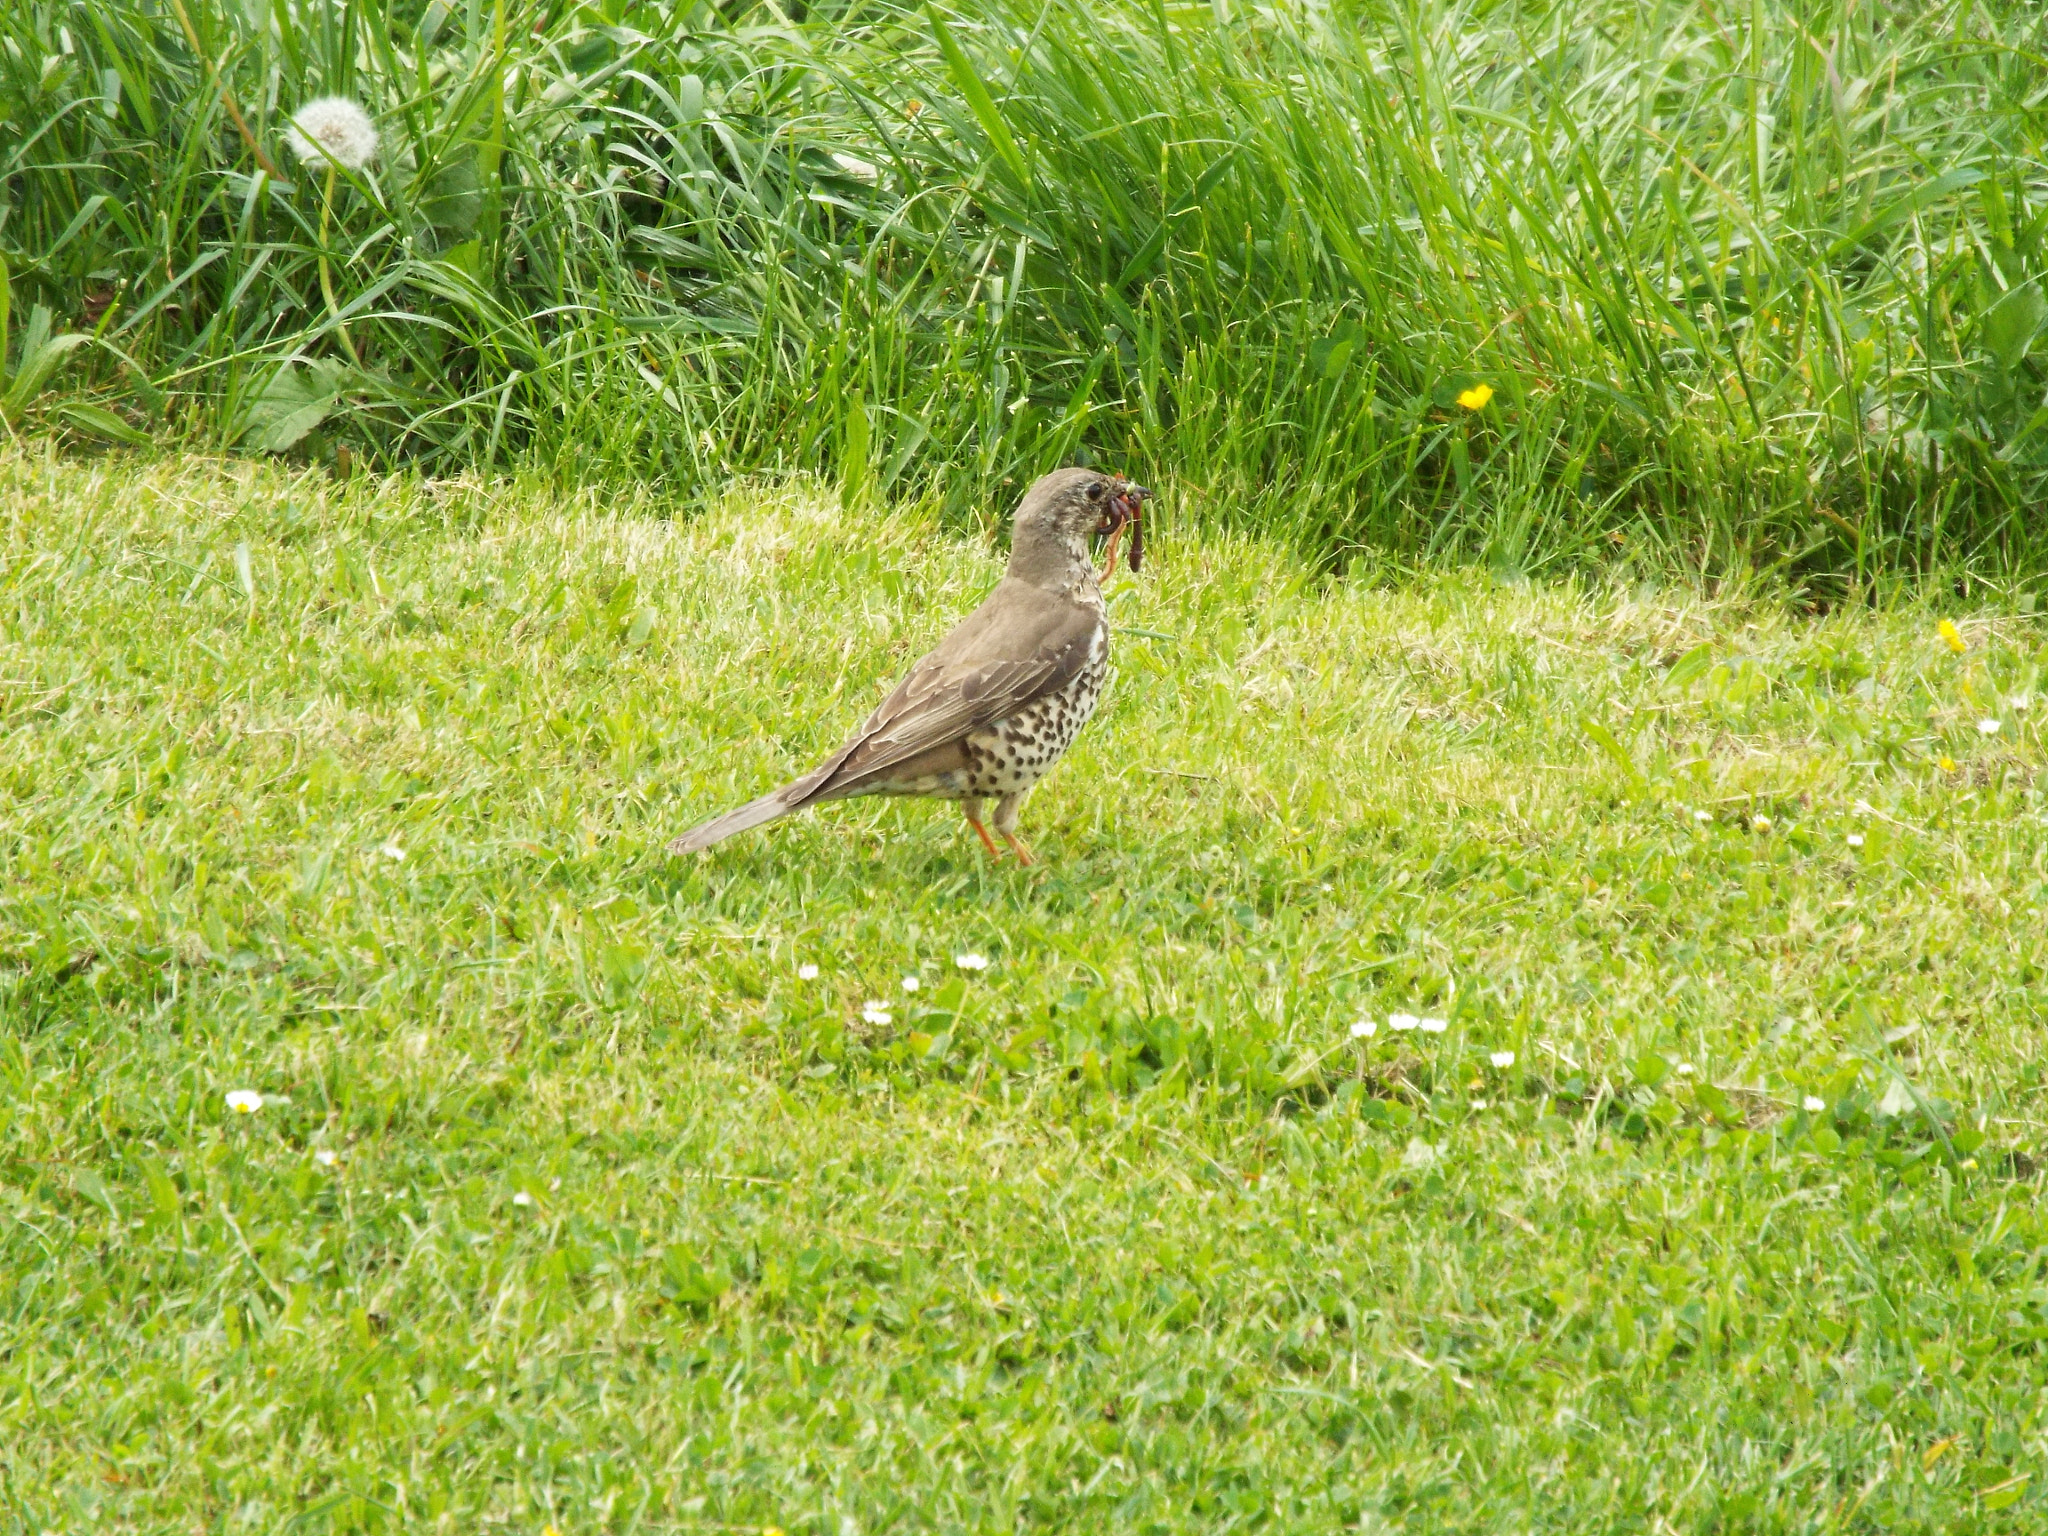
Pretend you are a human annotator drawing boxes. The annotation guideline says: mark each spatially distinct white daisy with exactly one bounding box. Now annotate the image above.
[861,1001,892,1026]
[1418,1016,1448,1034]
[1388,1012,1420,1032]
[797,963,820,981]
[378,842,406,861]
[1470,1099,1490,1111]
[1489,1050,1515,1069]
[1751,815,1772,831]
[1693,809,1712,823]
[1846,832,1865,848]
[901,975,920,993]
[312,1148,339,1168]
[285,96,379,172]
[1675,1062,1695,1076]
[1349,1019,1377,1039]
[1978,718,2002,736]
[1802,1096,1827,1113]
[512,1190,533,1207]
[953,952,990,971]
[225,1089,263,1115]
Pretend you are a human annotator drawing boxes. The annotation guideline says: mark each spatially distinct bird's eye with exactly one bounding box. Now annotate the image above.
[1087,482,1105,501]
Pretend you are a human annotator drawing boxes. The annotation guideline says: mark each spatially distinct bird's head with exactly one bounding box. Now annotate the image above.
[1009,468,1152,587]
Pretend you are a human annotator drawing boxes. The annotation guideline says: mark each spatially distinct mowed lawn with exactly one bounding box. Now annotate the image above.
[4,445,2047,1534]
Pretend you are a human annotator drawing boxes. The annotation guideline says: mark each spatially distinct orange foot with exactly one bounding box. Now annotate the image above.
[1000,830,1036,866]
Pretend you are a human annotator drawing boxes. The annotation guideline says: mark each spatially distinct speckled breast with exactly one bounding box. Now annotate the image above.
[960,642,1110,799]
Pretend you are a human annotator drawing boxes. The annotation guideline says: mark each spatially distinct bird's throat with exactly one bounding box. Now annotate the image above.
[1005,527,1095,595]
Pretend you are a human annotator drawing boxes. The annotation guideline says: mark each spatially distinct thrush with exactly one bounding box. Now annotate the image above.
[668,467,1150,864]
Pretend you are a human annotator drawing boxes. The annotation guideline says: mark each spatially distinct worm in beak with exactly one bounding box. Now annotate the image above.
[1096,479,1152,582]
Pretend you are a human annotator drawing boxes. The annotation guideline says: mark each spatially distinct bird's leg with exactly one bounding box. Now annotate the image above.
[961,799,1004,859]
[992,789,1035,865]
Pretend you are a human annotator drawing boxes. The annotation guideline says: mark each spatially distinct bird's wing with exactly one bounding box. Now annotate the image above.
[801,580,1101,799]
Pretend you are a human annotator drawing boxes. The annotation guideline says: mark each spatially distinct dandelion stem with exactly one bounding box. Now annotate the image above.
[316,164,363,368]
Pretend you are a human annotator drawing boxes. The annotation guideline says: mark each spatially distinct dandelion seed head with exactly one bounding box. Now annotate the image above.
[286,96,379,172]
[225,1089,263,1115]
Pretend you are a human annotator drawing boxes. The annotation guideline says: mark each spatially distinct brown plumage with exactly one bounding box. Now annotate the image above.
[668,468,1149,863]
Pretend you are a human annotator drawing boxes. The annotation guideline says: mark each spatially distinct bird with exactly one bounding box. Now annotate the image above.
[668,467,1150,864]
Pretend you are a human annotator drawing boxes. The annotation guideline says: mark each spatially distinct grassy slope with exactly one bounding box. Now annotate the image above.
[3,446,2047,1532]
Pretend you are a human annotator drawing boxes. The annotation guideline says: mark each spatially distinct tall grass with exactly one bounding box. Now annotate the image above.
[4,0,2048,577]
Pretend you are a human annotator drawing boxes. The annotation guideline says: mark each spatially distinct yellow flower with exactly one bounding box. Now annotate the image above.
[1456,383,1495,410]
[1938,618,1965,653]
[1938,755,1957,773]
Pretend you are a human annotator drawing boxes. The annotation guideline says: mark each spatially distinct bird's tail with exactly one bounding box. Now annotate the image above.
[666,786,806,855]
[668,757,847,855]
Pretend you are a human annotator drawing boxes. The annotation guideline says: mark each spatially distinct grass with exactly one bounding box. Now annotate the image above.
[3,443,2047,1530]
[7,0,2048,573]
